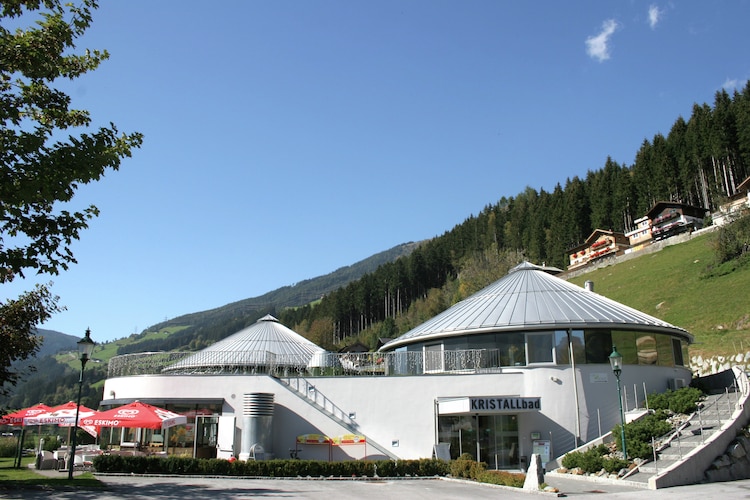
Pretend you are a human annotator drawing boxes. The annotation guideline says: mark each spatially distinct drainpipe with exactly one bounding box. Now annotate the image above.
[568,329,582,447]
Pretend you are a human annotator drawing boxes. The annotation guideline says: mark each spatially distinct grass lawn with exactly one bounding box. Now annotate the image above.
[0,456,102,490]
[568,233,750,360]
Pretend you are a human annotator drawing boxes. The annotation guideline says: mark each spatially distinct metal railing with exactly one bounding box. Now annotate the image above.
[107,348,505,378]
[277,376,357,428]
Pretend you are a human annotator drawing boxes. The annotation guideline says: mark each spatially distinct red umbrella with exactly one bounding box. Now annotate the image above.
[81,401,187,430]
[23,401,96,426]
[0,403,52,426]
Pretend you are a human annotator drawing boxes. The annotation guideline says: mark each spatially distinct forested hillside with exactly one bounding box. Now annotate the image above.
[279,85,750,346]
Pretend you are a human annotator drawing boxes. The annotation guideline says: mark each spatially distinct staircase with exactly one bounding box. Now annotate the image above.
[273,375,397,459]
[623,367,750,489]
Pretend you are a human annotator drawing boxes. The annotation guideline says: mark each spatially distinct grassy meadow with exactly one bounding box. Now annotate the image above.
[568,232,750,361]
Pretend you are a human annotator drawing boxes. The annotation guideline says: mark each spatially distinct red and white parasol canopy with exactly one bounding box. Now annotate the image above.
[0,403,52,426]
[80,401,187,430]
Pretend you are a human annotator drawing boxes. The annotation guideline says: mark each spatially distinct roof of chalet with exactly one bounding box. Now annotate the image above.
[646,201,707,219]
[163,315,324,372]
[379,262,692,351]
[568,229,630,253]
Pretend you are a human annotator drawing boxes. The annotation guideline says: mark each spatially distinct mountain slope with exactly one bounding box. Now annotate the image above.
[115,241,422,354]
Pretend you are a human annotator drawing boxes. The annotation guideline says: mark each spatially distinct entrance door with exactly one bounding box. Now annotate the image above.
[478,414,519,469]
[438,414,519,469]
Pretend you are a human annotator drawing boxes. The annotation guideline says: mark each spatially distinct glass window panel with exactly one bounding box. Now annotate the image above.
[584,330,612,363]
[636,334,658,365]
[612,331,637,365]
[498,333,525,366]
[527,333,554,364]
[554,330,586,364]
[657,335,674,366]
[681,341,689,367]
[554,331,570,364]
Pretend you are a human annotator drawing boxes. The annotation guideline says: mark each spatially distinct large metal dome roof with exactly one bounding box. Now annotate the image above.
[380,262,692,351]
[163,315,324,373]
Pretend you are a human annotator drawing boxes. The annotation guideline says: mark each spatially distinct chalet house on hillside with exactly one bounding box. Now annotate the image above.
[567,229,630,271]
[647,202,707,241]
[625,216,652,249]
[712,176,750,226]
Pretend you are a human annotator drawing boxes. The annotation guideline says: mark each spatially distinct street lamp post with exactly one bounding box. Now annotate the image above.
[68,329,96,480]
[609,345,627,460]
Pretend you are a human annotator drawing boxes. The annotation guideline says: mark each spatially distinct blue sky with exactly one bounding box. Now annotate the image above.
[4,1,750,344]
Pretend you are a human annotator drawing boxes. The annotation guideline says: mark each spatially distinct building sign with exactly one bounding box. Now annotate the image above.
[438,396,541,415]
[471,397,540,412]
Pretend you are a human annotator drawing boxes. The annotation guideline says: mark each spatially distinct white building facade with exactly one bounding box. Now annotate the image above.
[101,263,693,469]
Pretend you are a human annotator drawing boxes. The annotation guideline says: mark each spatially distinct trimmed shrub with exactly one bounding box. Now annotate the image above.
[476,469,525,487]
[449,455,486,479]
[648,387,703,415]
[561,444,608,472]
[92,455,450,478]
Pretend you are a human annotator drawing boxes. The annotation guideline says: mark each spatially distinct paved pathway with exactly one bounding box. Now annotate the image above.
[5,471,750,500]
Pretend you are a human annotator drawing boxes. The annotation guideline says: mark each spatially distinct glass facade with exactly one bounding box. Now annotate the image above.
[405,329,689,370]
[437,414,519,469]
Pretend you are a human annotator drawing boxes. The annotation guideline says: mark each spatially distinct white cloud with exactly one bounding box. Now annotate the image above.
[722,78,740,91]
[585,19,619,62]
[648,5,663,30]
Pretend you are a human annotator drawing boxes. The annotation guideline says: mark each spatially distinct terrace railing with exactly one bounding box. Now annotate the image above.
[107,348,505,378]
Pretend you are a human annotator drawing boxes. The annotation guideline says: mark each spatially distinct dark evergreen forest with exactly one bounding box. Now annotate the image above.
[279,85,750,347]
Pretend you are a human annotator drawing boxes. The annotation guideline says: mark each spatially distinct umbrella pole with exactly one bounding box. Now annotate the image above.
[14,428,25,469]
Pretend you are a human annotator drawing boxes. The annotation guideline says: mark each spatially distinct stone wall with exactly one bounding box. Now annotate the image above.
[691,352,750,378]
[703,432,750,482]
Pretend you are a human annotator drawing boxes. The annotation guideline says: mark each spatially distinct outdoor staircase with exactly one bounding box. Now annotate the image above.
[273,375,397,459]
[623,388,741,486]
[548,367,750,489]
[617,367,750,488]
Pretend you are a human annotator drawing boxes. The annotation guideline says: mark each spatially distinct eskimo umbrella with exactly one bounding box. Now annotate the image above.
[81,401,187,430]
[23,401,96,426]
[0,403,51,426]
[0,403,52,469]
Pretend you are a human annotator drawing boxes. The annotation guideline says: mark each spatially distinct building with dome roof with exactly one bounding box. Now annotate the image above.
[163,314,325,374]
[101,262,694,468]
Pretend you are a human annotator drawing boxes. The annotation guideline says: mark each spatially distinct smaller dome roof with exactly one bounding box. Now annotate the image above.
[164,315,324,373]
[380,262,693,351]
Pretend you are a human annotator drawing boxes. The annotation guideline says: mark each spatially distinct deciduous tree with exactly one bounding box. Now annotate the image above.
[1,1,142,392]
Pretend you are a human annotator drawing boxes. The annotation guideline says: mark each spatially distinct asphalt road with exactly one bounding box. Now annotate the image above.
[3,473,750,500]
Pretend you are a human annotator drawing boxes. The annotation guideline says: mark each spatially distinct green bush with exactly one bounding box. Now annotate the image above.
[449,455,486,479]
[0,437,17,458]
[648,387,703,415]
[714,212,750,264]
[476,469,526,487]
[613,411,672,460]
[561,444,608,472]
[601,456,629,473]
[92,455,450,478]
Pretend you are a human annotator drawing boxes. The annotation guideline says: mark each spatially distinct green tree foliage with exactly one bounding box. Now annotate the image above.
[0,284,61,397]
[0,1,142,394]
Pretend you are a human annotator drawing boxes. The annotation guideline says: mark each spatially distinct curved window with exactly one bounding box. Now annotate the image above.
[399,330,689,371]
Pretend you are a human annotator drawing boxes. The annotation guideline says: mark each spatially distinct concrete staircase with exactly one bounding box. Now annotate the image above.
[622,367,750,488]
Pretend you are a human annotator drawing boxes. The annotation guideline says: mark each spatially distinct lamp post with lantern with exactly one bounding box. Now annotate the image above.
[68,329,96,480]
[609,345,627,460]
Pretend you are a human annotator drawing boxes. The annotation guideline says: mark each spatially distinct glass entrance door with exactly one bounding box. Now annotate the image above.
[438,414,519,469]
[478,414,519,469]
